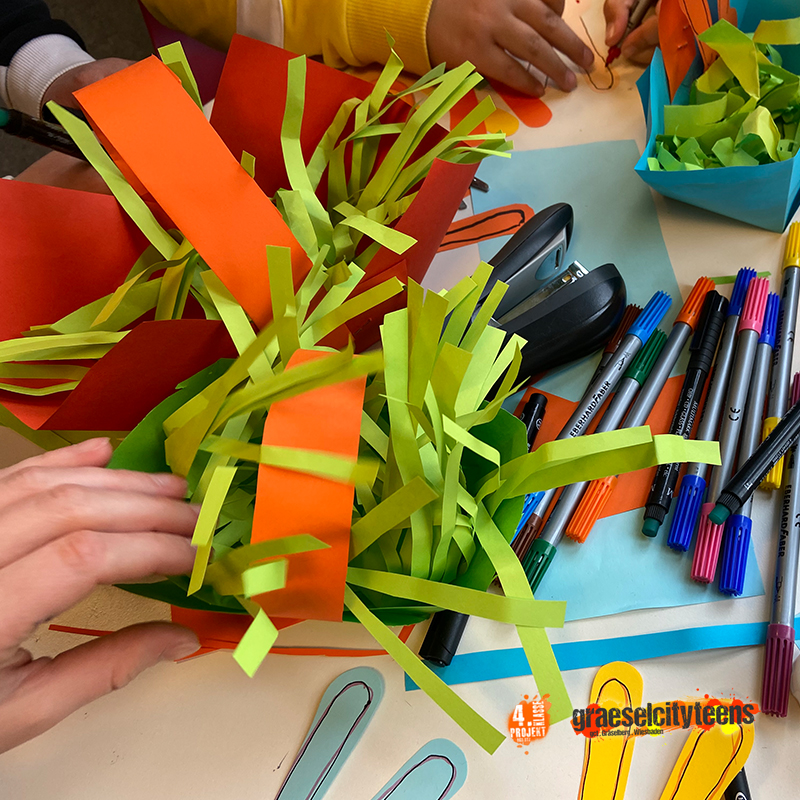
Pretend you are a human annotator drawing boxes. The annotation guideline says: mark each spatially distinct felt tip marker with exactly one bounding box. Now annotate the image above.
[722,769,753,800]
[518,290,671,550]
[668,268,756,551]
[692,278,769,584]
[565,278,712,545]
[642,291,727,537]
[605,0,659,65]
[762,373,800,717]
[588,303,641,384]
[523,329,667,592]
[0,106,85,160]
[762,222,800,490]
[719,292,779,596]
[710,393,800,526]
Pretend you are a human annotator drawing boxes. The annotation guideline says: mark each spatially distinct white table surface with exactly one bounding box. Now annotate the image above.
[2,2,799,796]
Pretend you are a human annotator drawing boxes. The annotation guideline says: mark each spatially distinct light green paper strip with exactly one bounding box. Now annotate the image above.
[350,476,439,558]
[343,585,505,754]
[47,102,178,259]
[336,214,416,254]
[443,415,500,465]
[188,464,237,594]
[158,41,202,107]
[200,435,378,485]
[346,567,565,627]
[698,19,760,98]
[753,16,800,45]
[211,558,287,597]
[233,609,279,678]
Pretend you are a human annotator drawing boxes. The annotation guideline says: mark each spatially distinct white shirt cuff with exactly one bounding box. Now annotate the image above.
[2,34,94,118]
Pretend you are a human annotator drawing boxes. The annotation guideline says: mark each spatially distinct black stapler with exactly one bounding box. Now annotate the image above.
[481,203,627,382]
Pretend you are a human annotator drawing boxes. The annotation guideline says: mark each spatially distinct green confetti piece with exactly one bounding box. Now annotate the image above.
[158,41,202,107]
[233,608,279,678]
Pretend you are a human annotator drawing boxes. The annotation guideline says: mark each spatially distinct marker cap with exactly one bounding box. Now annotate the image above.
[762,623,796,716]
[627,290,672,344]
[727,268,756,318]
[667,474,706,551]
[718,514,751,596]
[691,503,724,582]
[759,292,780,347]
[604,304,642,355]
[738,277,769,334]
[522,538,557,594]
[510,512,543,561]
[520,393,548,450]
[687,291,727,374]
[514,491,544,537]
[622,329,666,385]
[784,221,800,269]
[760,416,783,490]
[565,476,617,542]
[419,610,469,667]
[675,276,714,329]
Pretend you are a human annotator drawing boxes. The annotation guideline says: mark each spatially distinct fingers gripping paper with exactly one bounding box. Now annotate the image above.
[74,57,310,328]
[251,349,367,621]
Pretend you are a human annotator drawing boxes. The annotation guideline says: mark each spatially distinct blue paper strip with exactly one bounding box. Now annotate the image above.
[405,615,800,691]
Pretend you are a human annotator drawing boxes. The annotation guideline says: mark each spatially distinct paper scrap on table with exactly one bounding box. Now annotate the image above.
[578,662,643,800]
[404,614,800,691]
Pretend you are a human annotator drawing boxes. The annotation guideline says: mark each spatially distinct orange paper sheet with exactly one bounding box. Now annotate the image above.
[250,350,366,621]
[438,203,535,252]
[489,81,553,128]
[75,57,309,328]
[517,375,684,519]
[659,0,707,98]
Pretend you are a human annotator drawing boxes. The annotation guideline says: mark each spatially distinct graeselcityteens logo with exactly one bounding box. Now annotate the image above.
[571,698,758,738]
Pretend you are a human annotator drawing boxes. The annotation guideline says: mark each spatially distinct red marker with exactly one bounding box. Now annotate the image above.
[606,0,659,66]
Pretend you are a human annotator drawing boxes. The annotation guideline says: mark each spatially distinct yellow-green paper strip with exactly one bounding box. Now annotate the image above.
[343,585,505,754]
[233,609,279,678]
[346,567,566,627]
[188,464,237,594]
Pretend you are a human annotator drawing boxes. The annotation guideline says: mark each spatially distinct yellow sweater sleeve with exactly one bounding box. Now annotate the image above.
[141,0,434,77]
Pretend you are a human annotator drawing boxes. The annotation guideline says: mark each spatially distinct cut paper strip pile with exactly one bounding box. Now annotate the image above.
[0,41,721,753]
[636,3,800,230]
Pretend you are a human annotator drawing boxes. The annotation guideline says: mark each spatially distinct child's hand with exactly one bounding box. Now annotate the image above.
[604,0,660,65]
[42,58,134,111]
[15,152,111,194]
[427,0,595,96]
[0,439,200,753]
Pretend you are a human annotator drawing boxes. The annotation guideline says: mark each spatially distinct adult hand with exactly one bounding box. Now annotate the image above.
[604,0,660,65]
[42,58,134,110]
[15,151,112,194]
[0,439,200,753]
[427,0,594,96]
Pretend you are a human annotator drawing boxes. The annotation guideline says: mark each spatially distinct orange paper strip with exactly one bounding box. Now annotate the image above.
[74,57,310,328]
[659,0,702,99]
[250,350,366,621]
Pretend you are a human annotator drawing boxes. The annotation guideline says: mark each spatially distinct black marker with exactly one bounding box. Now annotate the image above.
[0,106,85,160]
[642,291,727,537]
[710,395,800,525]
[723,768,753,800]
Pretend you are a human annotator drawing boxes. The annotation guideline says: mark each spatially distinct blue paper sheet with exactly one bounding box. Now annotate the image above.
[537,509,763,622]
[405,615,800,690]
[473,139,682,404]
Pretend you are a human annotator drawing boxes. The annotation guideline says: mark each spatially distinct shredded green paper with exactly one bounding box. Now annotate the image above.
[650,16,800,171]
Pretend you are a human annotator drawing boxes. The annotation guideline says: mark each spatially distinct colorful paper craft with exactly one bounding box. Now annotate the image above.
[276,667,384,800]
[658,722,754,800]
[367,739,468,800]
[489,80,553,128]
[438,204,535,252]
[578,662,643,800]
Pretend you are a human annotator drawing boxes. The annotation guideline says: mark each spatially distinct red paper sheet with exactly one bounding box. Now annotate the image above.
[250,350,366,621]
[0,180,146,342]
[0,320,235,430]
[75,56,309,328]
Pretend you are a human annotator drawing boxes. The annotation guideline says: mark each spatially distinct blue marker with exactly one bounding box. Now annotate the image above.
[668,269,756,551]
